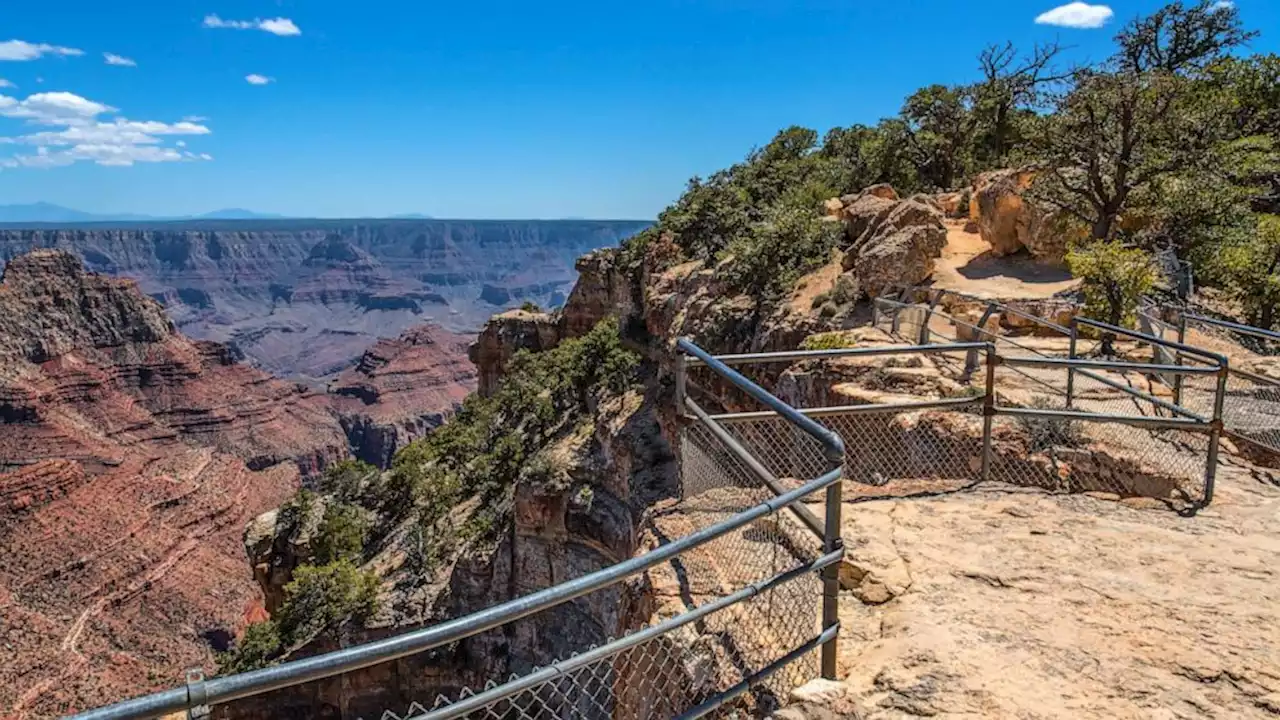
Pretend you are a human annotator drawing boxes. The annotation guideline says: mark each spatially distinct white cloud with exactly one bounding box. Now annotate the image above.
[0,40,85,62]
[1211,0,1234,11]
[176,140,186,147]
[0,79,13,88]
[245,74,272,85]
[203,14,301,36]
[0,91,211,168]
[1034,2,1114,28]
[103,52,137,67]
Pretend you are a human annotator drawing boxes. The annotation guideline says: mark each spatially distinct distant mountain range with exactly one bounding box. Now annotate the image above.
[0,203,438,224]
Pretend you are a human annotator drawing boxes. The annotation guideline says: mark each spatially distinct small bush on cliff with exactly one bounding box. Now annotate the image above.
[312,502,373,566]
[319,459,377,505]
[276,560,380,643]
[387,318,640,551]
[217,620,282,674]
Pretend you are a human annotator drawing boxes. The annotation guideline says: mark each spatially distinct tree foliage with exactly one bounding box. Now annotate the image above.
[1067,241,1159,329]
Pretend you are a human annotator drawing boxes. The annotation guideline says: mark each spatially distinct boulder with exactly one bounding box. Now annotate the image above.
[864,183,900,201]
[833,189,948,298]
[970,168,1067,264]
[851,224,947,298]
[934,191,965,217]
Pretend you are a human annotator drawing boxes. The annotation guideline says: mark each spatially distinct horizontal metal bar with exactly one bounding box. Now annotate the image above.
[1228,366,1280,388]
[677,338,846,463]
[418,548,845,720]
[682,341,988,368]
[686,397,826,538]
[1002,356,1220,376]
[994,406,1210,430]
[68,465,844,720]
[677,623,842,720]
[1226,429,1280,456]
[1074,316,1227,366]
[709,396,984,422]
[1185,313,1280,343]
[998,304,1072,335]
[1075,368,1208,422]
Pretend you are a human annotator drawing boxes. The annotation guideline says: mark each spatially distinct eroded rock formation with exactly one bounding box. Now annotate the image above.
[0,251,354,717]
[0,220,649,381]
[970,168,1068,264]
[329,325,477,467]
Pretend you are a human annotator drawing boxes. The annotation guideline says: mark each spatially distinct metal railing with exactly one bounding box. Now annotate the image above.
[1176,313,1280,457]
[69,340,847,720]
[856,306,1225,506]
[68,321,1234,720]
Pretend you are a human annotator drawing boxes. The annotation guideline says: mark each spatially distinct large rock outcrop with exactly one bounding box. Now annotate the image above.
[832,189,948,298]
[468,308,561,396]
[970,168,1067,264]
[329,325,477,467]
[223,388,680,719]
[0,251,355,718]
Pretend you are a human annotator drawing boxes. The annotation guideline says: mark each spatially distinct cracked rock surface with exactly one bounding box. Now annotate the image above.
[793,458,1280,719]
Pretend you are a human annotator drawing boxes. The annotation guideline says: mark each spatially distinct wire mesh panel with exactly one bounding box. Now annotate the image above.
[375,422,830,720]
[985,414,1209,504]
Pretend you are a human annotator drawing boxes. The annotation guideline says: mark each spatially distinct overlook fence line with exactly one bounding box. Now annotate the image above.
[70,310,1244,720]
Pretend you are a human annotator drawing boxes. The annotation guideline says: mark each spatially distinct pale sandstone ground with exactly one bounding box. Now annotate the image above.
[930,221,1080,301]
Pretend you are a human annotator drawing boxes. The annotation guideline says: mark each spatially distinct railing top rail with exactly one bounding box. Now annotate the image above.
[682,342,990,369]
[1072,316,1227,367]
[69,464,843,720]
[677,338,847,463]
[1185,313,1280,344]
[1002,356,1221,376]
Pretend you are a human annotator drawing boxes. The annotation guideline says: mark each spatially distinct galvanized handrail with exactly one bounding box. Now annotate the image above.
[674,336,846,680]
[1184,313,1280,343]
[74,338,850,720]
[70,463,844,720]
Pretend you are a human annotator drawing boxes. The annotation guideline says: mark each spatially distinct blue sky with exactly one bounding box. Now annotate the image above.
[0,1,1276,219]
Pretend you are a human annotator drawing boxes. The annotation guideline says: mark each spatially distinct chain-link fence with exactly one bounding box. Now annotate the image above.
[72,342,844,720]
[689,338,1220,509]
[1176,314,1280,456]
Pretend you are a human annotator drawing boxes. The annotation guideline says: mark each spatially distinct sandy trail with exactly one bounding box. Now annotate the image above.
[930,221,1079,300]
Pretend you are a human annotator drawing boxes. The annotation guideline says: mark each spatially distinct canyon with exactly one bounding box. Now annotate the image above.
[0,219,650,382]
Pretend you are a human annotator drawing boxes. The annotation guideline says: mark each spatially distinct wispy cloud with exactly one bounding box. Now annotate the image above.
[0,40,85,62]
[1034,2,1114,29]
[245,74,273,85]
[0,91,211,168]
[0,79,13,88]
[202,14,301,36]
[103,52,137,67]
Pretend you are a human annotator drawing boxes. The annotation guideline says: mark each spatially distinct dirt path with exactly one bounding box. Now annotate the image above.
[930,221,1079,300]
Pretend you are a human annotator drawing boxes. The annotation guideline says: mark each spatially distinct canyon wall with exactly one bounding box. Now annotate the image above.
[0,219,650,382]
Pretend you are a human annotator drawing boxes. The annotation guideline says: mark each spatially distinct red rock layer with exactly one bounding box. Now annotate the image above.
[329,324,478,467]
[0,251,348,717]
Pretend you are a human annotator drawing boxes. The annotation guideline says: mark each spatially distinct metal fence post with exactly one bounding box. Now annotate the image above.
[1205,364,1228,506]
[674,352,688,419]
[1174,313,1188,407]
[981,344,997,482]
[1066,321,1078,409]
[820,447,844,680]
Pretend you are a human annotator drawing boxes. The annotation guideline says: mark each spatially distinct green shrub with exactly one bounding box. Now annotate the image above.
[318,459,377,505]
[800,332,854,350]
[520,301,542,313]
[276,560,380,643]
[312,502,372,566]
[1066,241,1158,329]
[217,620,281,674]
